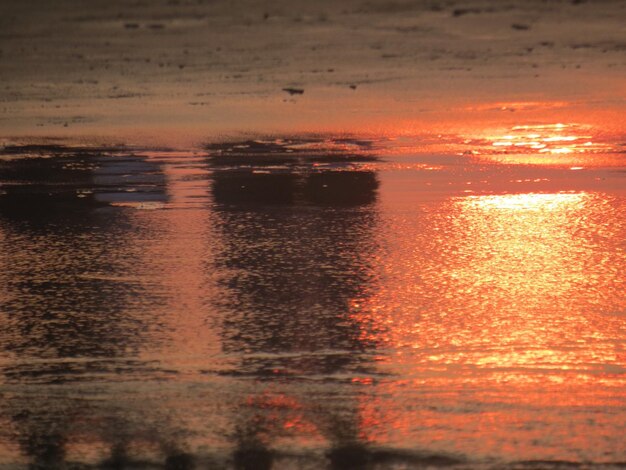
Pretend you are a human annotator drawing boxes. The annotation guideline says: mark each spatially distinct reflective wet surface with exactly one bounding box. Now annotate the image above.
[0,133,624,469]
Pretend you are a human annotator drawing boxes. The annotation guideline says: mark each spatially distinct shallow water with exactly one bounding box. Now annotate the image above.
[0,135,624,469]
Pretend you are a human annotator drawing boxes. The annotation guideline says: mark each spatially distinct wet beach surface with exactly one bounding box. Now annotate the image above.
[0,135,625,469]
[1,0,625,140]
[1,0,625,468]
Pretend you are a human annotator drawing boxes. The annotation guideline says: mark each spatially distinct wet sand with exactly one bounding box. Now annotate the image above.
[0,1,625,469]
[0,137,624,469]
[1,0,625,146]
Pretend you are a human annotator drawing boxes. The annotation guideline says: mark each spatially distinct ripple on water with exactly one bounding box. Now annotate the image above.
[0,136,624,468]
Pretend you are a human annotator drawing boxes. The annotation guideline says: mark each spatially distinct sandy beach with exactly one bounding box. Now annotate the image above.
[1,0,624,146]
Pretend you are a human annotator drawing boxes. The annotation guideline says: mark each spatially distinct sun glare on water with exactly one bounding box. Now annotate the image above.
[488,123,605,155]
[449,122,625,166]
[463,191,586,210]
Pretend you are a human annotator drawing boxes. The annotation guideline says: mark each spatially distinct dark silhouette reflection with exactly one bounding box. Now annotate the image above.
[233,444,273,470]
[22,428,66,470]
[0,145,167,222]
[304,172,378,206]
[100,436,195,470]
[0,146,178,469]
[207,139,384,465]
[212,172,299,205]
[327,444,464,470]
[212,168,381,364]
[0,146,167,361]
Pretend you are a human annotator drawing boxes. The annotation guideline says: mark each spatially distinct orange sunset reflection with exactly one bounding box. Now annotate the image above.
[379,189,624,376]
[351,188,626,461]
[488,124,610,154]
[456,122,623,166]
